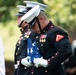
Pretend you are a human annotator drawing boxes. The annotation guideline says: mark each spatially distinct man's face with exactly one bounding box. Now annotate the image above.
[17,16,28,28]
[31,21,40,33]
[17,16,22,27]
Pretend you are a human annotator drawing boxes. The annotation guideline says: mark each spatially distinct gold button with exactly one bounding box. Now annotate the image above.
[17,44,19,46]
[52,56,54,58]
[41,44,43,46]
[18,48,20,50]
[16,53,17,55]
[55,53,58,55]
[24,67,27,69]
[18,41,20,44]
[37,42,38,43]
[31,72,33,74]
[36,36,38,38]
[45,70,47,73]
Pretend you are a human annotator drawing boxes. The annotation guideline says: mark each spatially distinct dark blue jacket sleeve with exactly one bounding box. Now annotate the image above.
[47,31,72,70]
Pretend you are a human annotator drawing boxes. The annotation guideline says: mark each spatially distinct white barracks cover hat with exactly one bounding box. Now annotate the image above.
[16,5,27,16]
[24,1,48,11]
[21,5,40,23]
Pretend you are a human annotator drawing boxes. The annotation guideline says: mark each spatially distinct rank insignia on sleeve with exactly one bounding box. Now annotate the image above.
[56,34,64,42]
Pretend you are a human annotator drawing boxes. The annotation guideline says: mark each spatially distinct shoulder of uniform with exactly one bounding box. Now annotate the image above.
[50,25,67,34]
[50,25,60,31]
[48,25,68,41]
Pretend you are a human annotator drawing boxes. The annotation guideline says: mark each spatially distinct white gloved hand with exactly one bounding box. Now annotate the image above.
[34,57,48,68]
[21,56,32,67]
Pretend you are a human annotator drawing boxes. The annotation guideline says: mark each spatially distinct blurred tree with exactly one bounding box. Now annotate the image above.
[0,0,76,32]
[0,0,24,23]
[0,0,76,65]
[43,0,76,32]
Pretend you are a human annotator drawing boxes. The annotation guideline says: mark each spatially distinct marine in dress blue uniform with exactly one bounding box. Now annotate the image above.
[14,1,48,75]
[14,5,30,75]
[21,4,72,75]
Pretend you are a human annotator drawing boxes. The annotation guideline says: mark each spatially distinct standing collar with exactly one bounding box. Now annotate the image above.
[20,25,28,34]
[43,21,54,32]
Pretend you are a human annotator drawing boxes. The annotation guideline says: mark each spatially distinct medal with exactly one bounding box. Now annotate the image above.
[40,39,42,42]
[40,39,44,42]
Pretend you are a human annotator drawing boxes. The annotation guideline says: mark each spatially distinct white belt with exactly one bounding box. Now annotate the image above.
[14,61,20,69]
[14,64,18,69]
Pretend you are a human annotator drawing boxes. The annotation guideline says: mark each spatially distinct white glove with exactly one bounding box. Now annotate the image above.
[34,57,48,68]
[21,56,32,67]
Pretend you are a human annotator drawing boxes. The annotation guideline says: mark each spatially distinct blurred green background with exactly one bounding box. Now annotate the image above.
[0,0,76,61]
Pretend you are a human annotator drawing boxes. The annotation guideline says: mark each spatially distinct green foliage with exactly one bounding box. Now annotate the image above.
[0,0,24,6]
[0,0,24,22]
[0,0,76,32]
[0,20,20,61]
[43,0,76,32]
